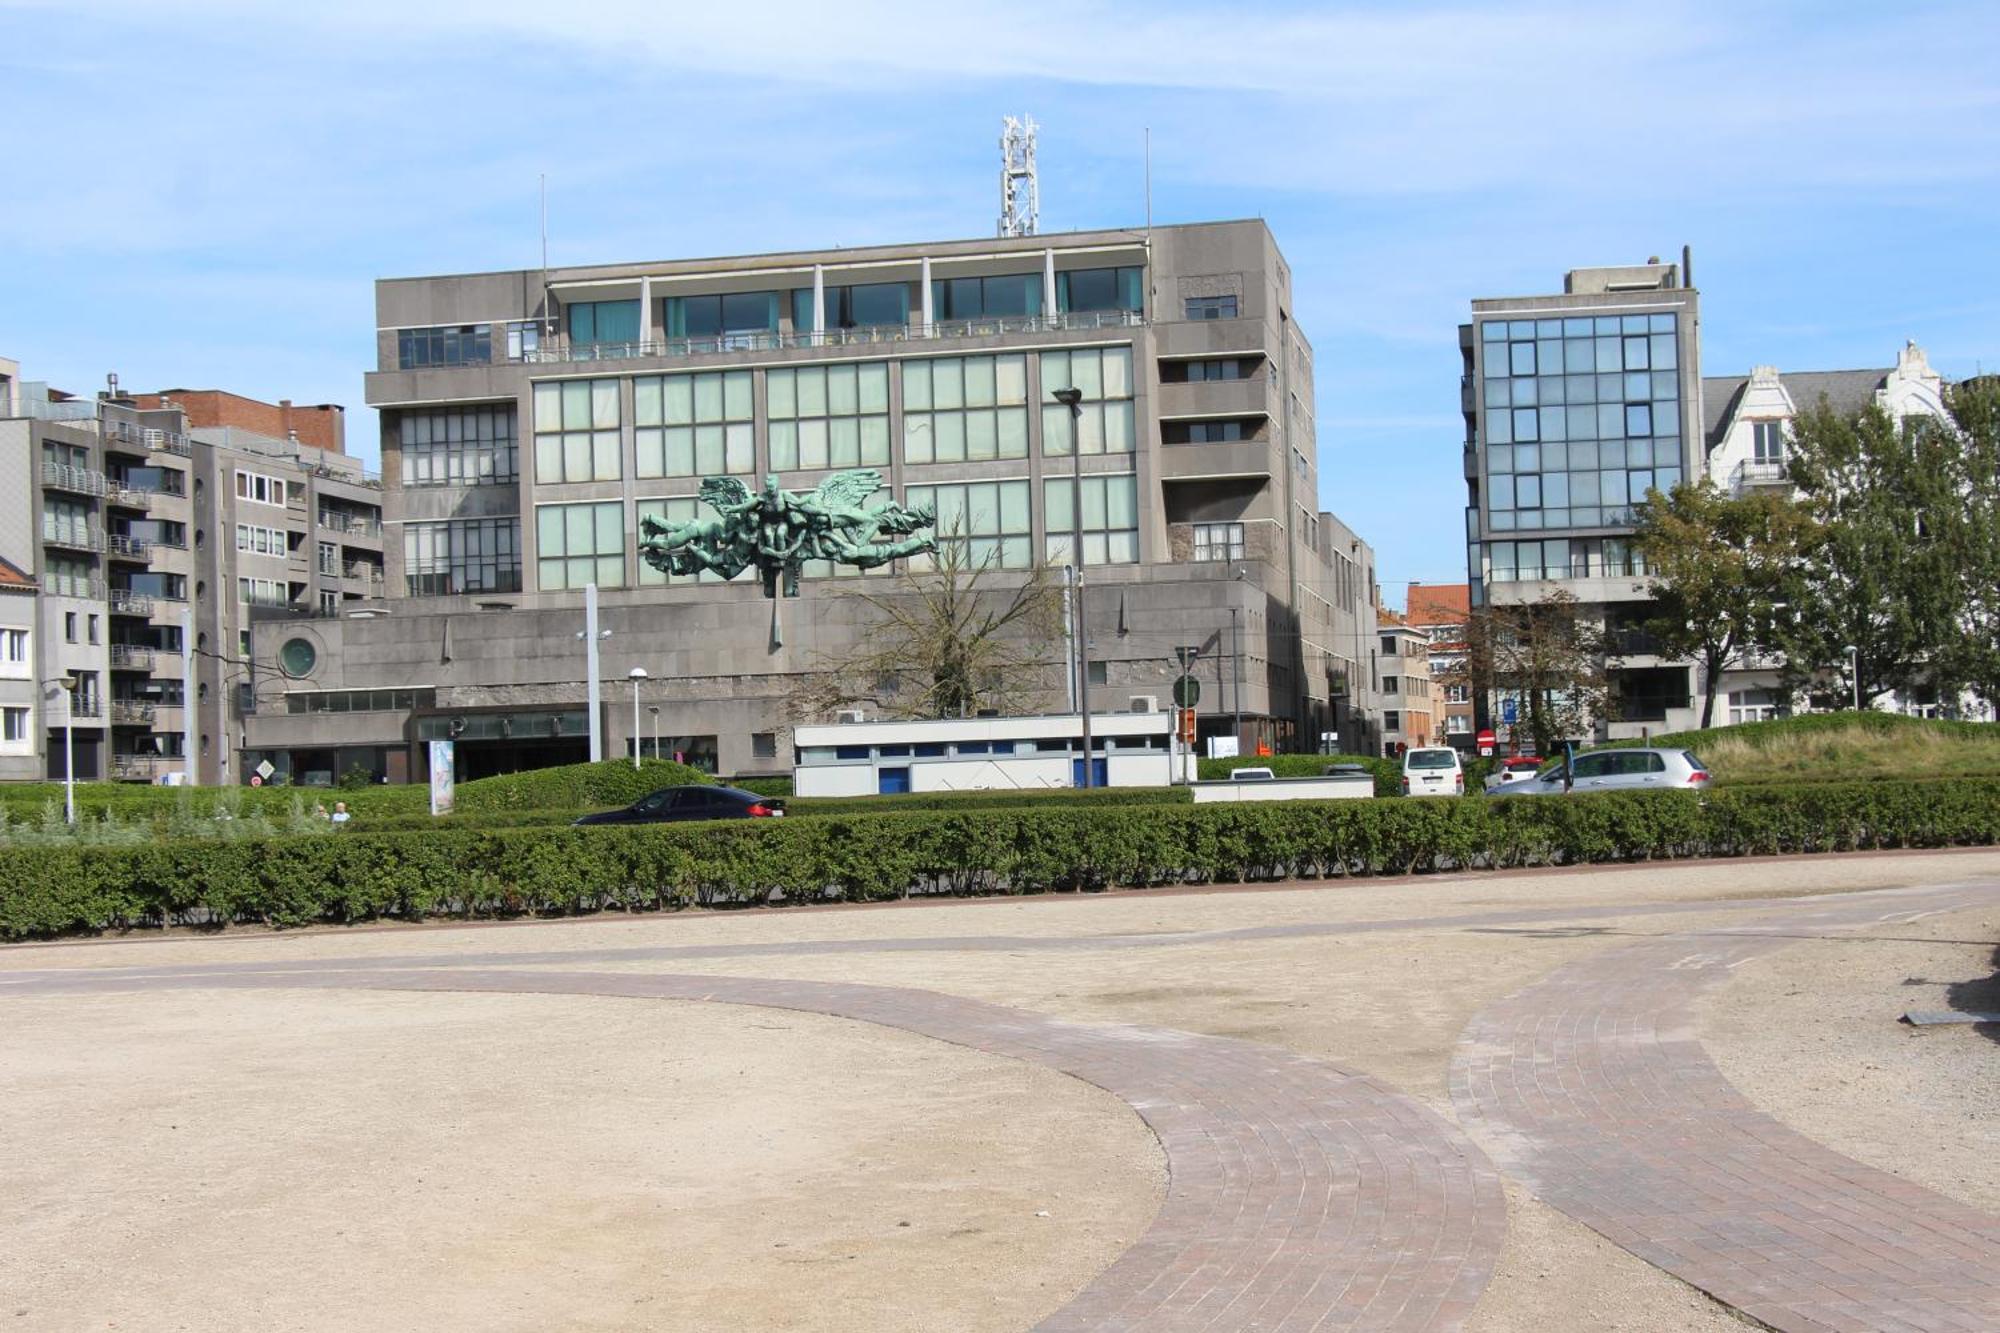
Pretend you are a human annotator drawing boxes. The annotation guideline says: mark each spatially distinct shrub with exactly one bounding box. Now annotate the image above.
[5,778,1996,941]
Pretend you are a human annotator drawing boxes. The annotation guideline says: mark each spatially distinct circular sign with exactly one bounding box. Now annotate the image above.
[249,775,263,787]
[1172,674,1201,708]
[279,637,317,678]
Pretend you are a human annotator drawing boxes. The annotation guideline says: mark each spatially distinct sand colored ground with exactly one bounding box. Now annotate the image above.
[1702,902,2000,1216]
[4,849,1997,1331]
[0,990,1162,1333]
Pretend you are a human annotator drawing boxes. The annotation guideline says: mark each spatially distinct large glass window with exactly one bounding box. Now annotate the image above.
[565,300,641,351]
[665,292,780,342]
[1041,347,1135,455]
[634,371,753,478]
[1484,537,1652,583]
[1192,522,1245,562]
[1184,295,1238,320]
[1163,419,1251,444]
[791,283,911,332]
[932,274,1042,320]
[904,480,1033,571]
[42,498,93,546]
[403,518,521,595]
[1480,312,1681,530]
[768,363,890,471]
[535,502,625,591]
[236,524,286,556]
[397,406,518,486]
[1044,474,1139,566]
[1057,267,1143,313]
[397,325,491,370]
[531,379,622,484]
[45,557,92,598]
[903,355,1030,463]
[1752,420,1786,463]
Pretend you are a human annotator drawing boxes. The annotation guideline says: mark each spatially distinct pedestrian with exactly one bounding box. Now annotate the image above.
[331,801,350,826]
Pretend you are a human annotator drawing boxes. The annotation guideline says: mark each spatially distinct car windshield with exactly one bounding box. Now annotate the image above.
[1406,750,1456,770]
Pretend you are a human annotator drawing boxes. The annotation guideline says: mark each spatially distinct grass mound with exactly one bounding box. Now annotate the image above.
[1623,712,2000,784]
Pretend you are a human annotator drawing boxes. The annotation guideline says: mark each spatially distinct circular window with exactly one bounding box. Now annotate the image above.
[280,638,318,677]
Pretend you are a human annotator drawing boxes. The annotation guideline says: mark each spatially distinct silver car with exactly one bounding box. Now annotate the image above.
[1488,747,1712,796]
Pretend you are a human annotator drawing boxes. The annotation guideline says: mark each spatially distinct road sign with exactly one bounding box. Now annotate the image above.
[1500,698,1519,725]
[1172,674,1201,708]
[1179,708,1197,744]
[1476,728,1496,757]
[255,759,276,781]
[249,775,263,787]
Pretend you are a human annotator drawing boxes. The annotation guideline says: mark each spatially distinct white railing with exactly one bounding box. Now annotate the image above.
[42,461,106,495]
[108,589,154,615]
[515,309,1147,365]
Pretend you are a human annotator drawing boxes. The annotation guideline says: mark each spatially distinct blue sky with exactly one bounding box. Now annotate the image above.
[6,1,1999,597]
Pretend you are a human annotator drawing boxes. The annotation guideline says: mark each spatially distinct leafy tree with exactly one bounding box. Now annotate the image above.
[1932,377,2000,708]
[796,527,1066,721]
[1778,398,1971,707]
[1465,589,1609,755]
[1631,481,1813,729]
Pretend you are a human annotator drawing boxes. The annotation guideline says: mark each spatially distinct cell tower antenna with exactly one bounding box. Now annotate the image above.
[999,115,1039,237]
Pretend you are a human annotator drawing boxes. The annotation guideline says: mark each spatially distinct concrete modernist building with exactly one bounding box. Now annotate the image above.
[244,220,1383,784]
[0,377,382,783]
[1460,259,1705,741]
[1375,613,1434,754]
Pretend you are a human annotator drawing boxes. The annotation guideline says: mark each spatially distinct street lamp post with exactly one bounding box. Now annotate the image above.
[628,667,648,769]
[1053,387,1093,788]
[1844,644,1860,712]
[648,705,660,761]
[45,676,76,824]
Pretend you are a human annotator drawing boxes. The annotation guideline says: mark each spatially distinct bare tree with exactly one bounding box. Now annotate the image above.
[793,529,1067,722]
[1465,590,1611,755]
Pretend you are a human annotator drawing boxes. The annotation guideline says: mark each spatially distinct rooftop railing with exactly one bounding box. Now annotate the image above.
[513,310,1147,366]
[103,420,195,457]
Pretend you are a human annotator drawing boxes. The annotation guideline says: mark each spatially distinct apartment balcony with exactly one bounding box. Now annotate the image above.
[42,461,107,496]
[1159,439,1274,483]
[108,533,157,561]
[107,589,154,616]
[319,510,383,538]
[66,697,104,720]
[513,310,1147,367]
[42,524,105,553]
[111,753,176,781]
[109,644,156,670]
[110,699,157,725]
[1155,376,1271,422]
[1731,459,1790,494]
[103,421,193,457]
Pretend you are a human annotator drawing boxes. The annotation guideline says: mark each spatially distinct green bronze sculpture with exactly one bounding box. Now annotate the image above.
[638,469,936,599]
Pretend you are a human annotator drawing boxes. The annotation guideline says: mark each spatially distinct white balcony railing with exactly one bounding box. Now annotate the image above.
[514,309,1147,366]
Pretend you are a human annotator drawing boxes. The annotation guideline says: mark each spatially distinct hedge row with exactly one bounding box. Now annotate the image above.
[3,778,1995,939]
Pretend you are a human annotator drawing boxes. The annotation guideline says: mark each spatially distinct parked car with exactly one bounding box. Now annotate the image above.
[1229,767,1277,782]
[1482,756,1545,793]
[572,785,786,825]
[1486,747,1712,797]
[1400,747,1465,797]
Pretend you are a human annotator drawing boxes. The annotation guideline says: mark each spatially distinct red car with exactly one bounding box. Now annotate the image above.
[1483,756,1545,793]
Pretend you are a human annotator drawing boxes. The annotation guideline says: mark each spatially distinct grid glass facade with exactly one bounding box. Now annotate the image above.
[635,371,754,478]
[1043,474,1139,566]
[905,479,1033,571]
[768,363,890,471]
[398,406,518,486]
[902,355,1030,463]
[1040,348,1135,455]
[404,517,522,595]
[531,379,622,484]
[1480,313,1683,531]
[535,502,625,590]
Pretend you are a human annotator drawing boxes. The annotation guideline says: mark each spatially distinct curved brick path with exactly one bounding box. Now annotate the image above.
[14,964,1505,1332]
[1453,882,2000,1333]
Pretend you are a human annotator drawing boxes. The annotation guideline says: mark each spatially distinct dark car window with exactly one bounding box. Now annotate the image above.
[632,791,672,814]
[1683,751,1708,772]
[1570,753,1611,779]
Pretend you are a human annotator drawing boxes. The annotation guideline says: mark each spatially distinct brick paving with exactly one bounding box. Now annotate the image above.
[16,964,1506,1332]
[1453,882,2000,1333]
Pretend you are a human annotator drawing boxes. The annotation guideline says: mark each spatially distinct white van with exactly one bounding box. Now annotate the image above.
[1400,747,1464,798]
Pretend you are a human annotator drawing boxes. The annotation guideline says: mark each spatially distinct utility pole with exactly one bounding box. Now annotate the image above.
[1053,387,1092,787]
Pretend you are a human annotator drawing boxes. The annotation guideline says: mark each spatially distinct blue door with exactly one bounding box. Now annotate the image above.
[877,766,911,794]
[1070,757,1109,788]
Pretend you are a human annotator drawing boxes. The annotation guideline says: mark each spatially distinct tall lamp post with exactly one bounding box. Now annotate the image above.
[628,667,648,769]
[1844,644,1860,712]
[44,676,76,824]
[1052,387,1093,788]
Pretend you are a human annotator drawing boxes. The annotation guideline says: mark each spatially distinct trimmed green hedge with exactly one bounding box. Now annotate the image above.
[4,778,1995,939]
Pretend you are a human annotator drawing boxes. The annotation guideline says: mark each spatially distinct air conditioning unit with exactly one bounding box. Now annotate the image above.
[835,709,867,724]
[1128,695,1159,713]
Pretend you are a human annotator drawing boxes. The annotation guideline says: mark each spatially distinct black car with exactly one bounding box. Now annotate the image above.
[572,785,786,825]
